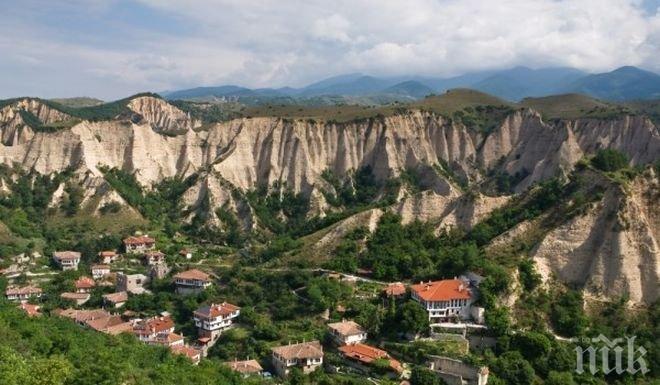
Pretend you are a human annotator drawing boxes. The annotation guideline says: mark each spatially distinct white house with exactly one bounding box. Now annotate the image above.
[53,251,81,271]
[327,320,367,346]
[410,279,474,324]
[91,264,111,279]
[174,269,212,295]
[123,235,155,253]
[271,341,324,377]
[5,285,42,301]
[193,302,240,340]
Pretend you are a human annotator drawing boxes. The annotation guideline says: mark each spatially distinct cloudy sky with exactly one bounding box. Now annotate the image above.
[1,0,659,100]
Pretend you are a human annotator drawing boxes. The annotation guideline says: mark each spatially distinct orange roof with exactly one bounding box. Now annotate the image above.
[328,320,365,337]
[56,308,110,323]
[171,345,200,362]
[19,302,41,317]
[174,269,210,282]
[134,316,175,335]
[86,315,126,332]
[384,282,406,296]
[98,251,117,257]
[228,359,263,374]
[154,332,184,345]
[410,279,471,302]
[194,302,240,319]
[123,235,155,245]
[338,344,402,373]
[144,250,165,257]
[75,277,96,289]
[92,264,111,270]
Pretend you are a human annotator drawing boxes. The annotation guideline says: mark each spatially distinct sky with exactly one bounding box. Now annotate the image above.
[1,0,659,100]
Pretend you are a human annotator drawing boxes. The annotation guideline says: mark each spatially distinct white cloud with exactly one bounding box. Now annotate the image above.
[0,0,659,98]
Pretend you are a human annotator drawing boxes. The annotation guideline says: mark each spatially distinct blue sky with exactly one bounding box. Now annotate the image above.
[1,0,659,100]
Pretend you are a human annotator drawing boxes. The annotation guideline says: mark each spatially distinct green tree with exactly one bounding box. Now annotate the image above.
[591,149,628,172]
[397,301,429,336]
[485,306,510,337]
[410,366,442,385]
[492,351,535,385]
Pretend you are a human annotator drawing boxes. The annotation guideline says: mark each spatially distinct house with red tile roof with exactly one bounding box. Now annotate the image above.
[150,332,185,347]
[75,276,96,293]
[98,250,119,264]
[133,316,175,342]
[227,359,263,377]
[55,308,111,324]
[193,302,240,340]
[5,285,42,301]
[123,235,155,253]
[338,343,403,374]
[384,282,407,298]
[53,251,81,270]
[171,345,202,365]
[410,279,474,323]
[271,341,323,377]
[174,269,212,295]
[103,291,128,308]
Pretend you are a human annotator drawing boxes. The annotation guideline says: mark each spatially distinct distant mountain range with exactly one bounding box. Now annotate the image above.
[161,66,660,103]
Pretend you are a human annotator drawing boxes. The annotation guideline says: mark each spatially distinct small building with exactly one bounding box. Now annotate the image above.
[151,332,185,348]
[55,308,111,325]
[143,251,166,266]
[179,249,193,260]
[98,250,119,264]
[75,276,96,293]
[384,282,407,298]
[103,291,128,308]
[327,320,367,346]
[227,359,263,377]
[5,285,42,301]
[410,279,474,324]
[428,356,489,385]
[53,251,81,271]
[133,316,176,343]
[86,315,133,335]
[149,262,170,280]
[91,264,111,279]
[193,302,240,340]
[338,343,403,374]
[171,345,201,365]
[19,302,41,317]
[60,292,91,306]
[271,341,324,377]
[174,269,211,295]
[123,235,156,253]
[116,273,149,294]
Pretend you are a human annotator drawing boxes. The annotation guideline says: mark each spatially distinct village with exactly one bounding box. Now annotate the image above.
[3,233,491,385]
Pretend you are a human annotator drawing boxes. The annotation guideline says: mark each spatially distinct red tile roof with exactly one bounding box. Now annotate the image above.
[55,308,110,323]
[134,316,175,336]
[193,302,240,319]
[410,279,471,302]
[98,251,117,257]
[328,320,365,337]
[338,344,402,373]
[92,264,111,270]
[174,269,210,282]
[384,282,406,297]
[154,332,184,345]
[75,276,96,289]
[123,235,155,245]
[19,302,41,317]
[171,345,201,362]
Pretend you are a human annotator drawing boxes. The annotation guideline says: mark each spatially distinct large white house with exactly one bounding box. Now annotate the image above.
[5,285,42,301]
[174,269,212,295]
[193,302,240,340]
[410,279,474,324]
